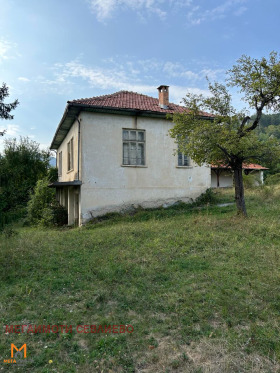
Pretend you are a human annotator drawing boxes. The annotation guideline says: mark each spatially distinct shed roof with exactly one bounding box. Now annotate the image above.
[211,163,268,170]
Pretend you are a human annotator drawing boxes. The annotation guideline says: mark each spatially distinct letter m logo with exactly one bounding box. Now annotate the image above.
[11,344,27,358]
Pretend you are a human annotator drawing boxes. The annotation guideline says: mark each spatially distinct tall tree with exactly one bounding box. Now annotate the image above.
[169,52,280,216]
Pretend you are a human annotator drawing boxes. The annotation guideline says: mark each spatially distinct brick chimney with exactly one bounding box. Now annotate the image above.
[157,85,169,109]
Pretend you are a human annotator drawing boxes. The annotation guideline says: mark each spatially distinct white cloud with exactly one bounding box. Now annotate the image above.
[87,0,195,21]
[18,77,30,82]
[187,0,248,25]
[35,55,226,101]
[1,124,21,137]
[171,85,210,104]
[0,38,17,62]
[234,6,247,16]
[52,60,156,93]
[163,61,225,82]
[0,124,21,152]
[88,0,116,20]
[54,59,211,104]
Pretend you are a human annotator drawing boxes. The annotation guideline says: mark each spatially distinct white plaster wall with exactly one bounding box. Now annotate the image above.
[80,112,211,223]
[211,170,233,188]
[57,119,80,182]
[251,170,264,185]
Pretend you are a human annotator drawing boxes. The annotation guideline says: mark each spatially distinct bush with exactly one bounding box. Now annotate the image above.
[243,174,259,189]
[27,177,67,226]
[265,173,280,186]
[194,188,217,206]
[0,206,26,231]
[48,167,58,182]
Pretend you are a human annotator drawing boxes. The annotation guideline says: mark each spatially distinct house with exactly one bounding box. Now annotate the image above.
[211,163,268,188]
[49,86,213,226]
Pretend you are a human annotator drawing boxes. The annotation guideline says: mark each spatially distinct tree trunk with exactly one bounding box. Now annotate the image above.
[233,168,247,217]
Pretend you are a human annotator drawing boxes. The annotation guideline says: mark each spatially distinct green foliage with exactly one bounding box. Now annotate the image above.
[242,174,259,189]
[26,177,67,226]
[26,177,55,224]
[47,167,58,182]
[0,206,26,230]
[0,82,19,120]
[169,52,280,216]
[0,137,50,212]
[265,173,280,185]
[194,188,218,205]
[254,112,280,130]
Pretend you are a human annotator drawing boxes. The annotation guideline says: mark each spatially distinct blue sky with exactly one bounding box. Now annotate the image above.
[0,0,278,151]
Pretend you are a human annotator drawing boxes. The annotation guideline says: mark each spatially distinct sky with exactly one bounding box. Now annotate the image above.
[0,0,279,152]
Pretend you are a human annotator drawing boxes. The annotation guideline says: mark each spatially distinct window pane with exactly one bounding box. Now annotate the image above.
[67,142,70,170]
[137,143,144,165]
[70,138,74,170]
[183,155,189,166]
[130,142,137,165]
[122,129,145,165]
[123,130,129,140]
[123,142,129,165]
[137,131,144,141]
[129,131,136,140]
[178,152,183,166]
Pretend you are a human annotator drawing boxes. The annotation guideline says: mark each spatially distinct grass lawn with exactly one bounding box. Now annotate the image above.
[1,187,280,372]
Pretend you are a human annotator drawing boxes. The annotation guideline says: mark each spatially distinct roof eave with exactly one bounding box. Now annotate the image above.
[50,102,213,150]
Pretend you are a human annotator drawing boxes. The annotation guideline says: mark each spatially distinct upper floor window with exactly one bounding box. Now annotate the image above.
[178,151,190,167]
[123,129,145,166]
[67,138,74,171]
[58,151,62,176]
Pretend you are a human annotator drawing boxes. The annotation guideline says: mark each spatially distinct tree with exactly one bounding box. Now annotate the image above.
[0,137,50,212]
[0,83,19,120]
[0,82,19,137]
[169,52,280,216]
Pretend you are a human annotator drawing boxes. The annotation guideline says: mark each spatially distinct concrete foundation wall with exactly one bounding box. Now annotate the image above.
[80,112,211,223]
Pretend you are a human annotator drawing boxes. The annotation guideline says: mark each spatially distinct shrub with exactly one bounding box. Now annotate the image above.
[265,173,280,186]
[194,188,217,206]
[243,174,259,189]
[48,167,58,182]
[27,177,67,226]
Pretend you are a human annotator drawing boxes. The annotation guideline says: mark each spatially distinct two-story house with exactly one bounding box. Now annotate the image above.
[50,86,212,225]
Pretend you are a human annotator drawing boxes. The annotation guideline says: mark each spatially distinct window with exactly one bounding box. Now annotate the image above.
[123,129,145,166]
[67,138,74,171]
[178,151,190,167]
[58,151,62,176]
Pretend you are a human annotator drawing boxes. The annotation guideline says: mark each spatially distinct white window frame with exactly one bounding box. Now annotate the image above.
[122,129,146,166]
[178,151,190,167]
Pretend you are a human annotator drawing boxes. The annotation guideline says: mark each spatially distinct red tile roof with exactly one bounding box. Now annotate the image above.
[211,163,268,170]
[69,90,213,117]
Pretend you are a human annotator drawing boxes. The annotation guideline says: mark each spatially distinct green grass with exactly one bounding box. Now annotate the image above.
[1,187,280,372]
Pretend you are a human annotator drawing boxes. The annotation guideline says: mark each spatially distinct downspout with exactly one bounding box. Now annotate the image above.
[75,116,81,181]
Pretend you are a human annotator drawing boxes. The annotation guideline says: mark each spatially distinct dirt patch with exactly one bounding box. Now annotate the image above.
[135,336,280,372]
